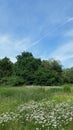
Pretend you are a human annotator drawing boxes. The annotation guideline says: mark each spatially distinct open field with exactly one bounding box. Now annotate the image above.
[0,85,73,130]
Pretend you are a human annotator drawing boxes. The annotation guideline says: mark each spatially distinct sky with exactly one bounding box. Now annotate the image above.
[0,0,73,68]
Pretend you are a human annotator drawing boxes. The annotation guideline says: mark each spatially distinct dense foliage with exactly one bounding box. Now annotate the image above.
[0,51,73,86]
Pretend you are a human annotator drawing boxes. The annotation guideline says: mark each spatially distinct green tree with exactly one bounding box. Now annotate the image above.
[0,57,13,79]
[63,67,73,83]
[14,51,41,85]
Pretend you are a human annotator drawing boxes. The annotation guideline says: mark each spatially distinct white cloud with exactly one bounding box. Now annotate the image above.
[0,34,34,62]
[50,42,73,62]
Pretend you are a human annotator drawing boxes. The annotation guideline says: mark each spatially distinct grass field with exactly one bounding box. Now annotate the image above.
[0,85,73,130]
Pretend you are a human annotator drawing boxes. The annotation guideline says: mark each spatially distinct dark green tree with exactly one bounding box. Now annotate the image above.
[14,51,41,85]
[0,57,13,79]
[63,67,73,83]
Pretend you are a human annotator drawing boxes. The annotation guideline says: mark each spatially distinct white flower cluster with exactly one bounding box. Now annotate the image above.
[0,112,16,125]
[0,100,73,130]
[17,100,73,130]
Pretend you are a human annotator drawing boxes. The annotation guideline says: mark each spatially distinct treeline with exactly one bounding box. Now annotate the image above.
[0,51,73,86]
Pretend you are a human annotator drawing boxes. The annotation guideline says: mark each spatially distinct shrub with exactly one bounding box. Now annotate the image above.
[0,76,24,86]
[63,85,71,93]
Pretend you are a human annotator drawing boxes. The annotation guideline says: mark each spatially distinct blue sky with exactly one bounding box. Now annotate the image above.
[0,0,73,68]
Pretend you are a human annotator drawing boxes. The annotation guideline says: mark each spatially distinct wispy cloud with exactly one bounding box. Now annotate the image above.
[50,42,73,62]
[66,17,73,22]
[0,34,34,62]
[64,29,73,37]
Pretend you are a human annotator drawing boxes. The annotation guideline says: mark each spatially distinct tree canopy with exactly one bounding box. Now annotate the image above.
[0,51,73,86]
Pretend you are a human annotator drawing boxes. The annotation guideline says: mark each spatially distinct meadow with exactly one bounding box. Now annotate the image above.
[0,85,73,130]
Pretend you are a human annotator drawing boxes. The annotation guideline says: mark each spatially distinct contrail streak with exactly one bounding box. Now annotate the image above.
[27,17,73,49]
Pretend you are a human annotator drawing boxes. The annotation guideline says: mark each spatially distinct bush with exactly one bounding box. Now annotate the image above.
[63,85,71,93]
[0,77,9,85]
[0,76,24,86]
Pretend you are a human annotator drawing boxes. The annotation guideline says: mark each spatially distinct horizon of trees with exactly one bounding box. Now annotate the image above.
[0,51,73,86]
